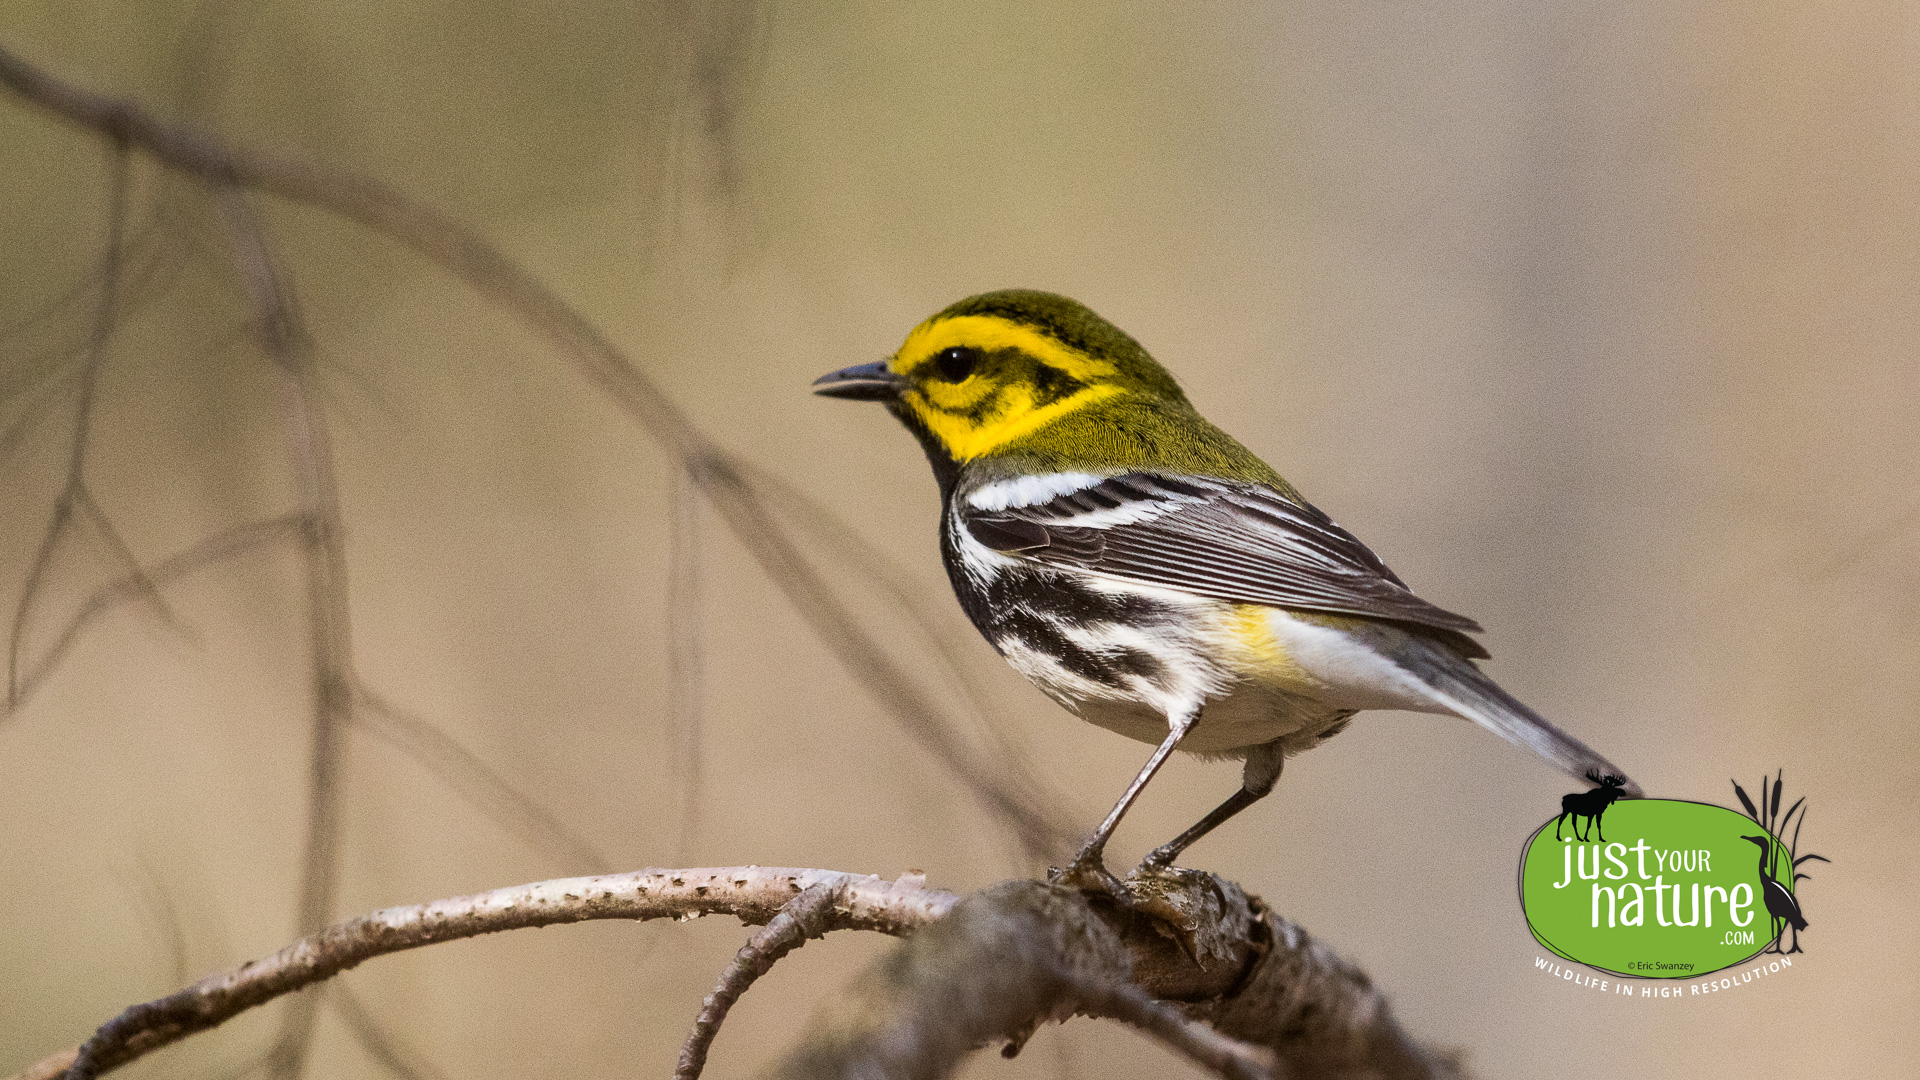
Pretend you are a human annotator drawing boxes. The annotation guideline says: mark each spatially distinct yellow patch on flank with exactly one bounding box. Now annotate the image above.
[895,315,1117,382]
[1226,604,1311,686]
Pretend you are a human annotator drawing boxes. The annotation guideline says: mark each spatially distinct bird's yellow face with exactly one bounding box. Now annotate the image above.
[814,289,1224,477]
[884,314,1128,462]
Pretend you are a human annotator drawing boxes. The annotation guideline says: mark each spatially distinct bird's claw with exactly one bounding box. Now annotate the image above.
[1137,843,1180,872]
[1048,853,1126,899]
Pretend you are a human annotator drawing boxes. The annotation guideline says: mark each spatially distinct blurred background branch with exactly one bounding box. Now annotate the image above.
[0,38,1078,865]
[0,29,1086,1080]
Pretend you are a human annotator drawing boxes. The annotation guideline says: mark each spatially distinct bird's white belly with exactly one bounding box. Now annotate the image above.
[1075,681,1339,755]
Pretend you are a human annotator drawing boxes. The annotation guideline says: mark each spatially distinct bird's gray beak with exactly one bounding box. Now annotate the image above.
[812,361,905,401]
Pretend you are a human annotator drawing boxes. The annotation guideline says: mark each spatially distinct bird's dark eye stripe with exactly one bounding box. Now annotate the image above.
[1029,363,1084,401]
[934,346,980,381]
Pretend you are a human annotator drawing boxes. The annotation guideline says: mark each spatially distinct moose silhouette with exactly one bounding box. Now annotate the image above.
[1554,771,1631,842]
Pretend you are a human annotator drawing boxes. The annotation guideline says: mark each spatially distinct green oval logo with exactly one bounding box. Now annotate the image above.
[1519,799,1799,978]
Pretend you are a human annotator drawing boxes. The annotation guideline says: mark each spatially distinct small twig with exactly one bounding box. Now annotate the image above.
[210,180,354,1080]
[1069,981,1276,1080]
[16,867,954,1080]
[0,160,194,373]
[7,139,182,709]
[350,684,614,874]
[661,0,768,239]
[329,983,454,1080]
[668,466,707,861]
[6,514,303,712]
[67,137,129,477]
[676,880,845,1080]
[0,364,84,463]
[1817,495,1920,577]
[739,461,1082,856]
[122,857,192,989]
[62,140,182,630]
[7,493,75,708]
[687,452,1077,864]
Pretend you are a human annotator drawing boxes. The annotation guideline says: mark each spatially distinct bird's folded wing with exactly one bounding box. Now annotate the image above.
[960,472,1489,654]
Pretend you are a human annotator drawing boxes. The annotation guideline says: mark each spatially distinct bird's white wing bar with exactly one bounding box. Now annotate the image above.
[958,472,1489,653]
[965,472,1110,511]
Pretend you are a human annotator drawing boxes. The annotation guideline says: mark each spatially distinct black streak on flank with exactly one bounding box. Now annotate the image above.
[942,511,1183,695]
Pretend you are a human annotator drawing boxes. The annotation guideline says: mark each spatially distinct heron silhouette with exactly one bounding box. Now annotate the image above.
[1742,834,1807,954]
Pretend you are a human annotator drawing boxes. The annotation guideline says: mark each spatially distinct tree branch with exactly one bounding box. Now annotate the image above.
[13,865,1459,1080]
[13,867,957,1080]
[772,878,1275,1080]
[676,880,845,1080]
[772,870,1461,1080]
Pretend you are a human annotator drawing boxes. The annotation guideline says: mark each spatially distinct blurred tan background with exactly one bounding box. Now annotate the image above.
[2,2,1915,1077]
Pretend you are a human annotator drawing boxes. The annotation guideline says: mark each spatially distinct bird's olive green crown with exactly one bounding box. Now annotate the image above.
[816,289,1296,496]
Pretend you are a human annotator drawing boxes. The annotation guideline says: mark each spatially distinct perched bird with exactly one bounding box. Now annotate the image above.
[814,289,1638,887]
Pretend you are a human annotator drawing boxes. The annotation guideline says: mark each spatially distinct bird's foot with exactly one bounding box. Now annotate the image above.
[1048,849,1126,900]
[1136,841,1184,873]
[1116,863,1233,965]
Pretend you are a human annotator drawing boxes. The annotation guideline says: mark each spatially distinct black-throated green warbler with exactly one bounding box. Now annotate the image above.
[814,289,1638,887]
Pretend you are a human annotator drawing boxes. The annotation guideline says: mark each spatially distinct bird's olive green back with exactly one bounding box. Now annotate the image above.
[887,289,1300,497]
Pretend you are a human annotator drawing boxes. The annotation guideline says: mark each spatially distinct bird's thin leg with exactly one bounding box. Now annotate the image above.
[1051,710,1198,893]
[1140,791,1259,870]
[1140,739,1284,870]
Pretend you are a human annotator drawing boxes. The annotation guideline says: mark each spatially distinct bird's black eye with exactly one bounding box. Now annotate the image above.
[934,346,981,382]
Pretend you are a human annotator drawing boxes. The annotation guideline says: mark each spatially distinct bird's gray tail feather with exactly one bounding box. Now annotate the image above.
[1399,639,1641,796]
